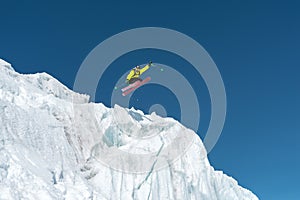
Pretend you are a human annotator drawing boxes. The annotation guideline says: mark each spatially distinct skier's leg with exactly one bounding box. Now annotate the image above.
[129,78,142,84]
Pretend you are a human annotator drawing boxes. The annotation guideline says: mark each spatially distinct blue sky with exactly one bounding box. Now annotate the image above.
[1,1,299,199]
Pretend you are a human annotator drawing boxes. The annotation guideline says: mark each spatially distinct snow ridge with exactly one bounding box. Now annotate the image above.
[0,59,259,200]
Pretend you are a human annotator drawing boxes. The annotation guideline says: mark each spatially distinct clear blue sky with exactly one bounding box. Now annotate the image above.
[1,1,299,199]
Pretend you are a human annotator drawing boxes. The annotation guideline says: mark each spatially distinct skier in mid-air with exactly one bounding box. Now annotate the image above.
[121,61,152,96]
[126,61,152,84]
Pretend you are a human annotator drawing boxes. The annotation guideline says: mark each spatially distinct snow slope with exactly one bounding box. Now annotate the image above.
[0,58,259,200]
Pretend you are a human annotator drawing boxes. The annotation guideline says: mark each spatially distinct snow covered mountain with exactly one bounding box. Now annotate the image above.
[0,58,259,200]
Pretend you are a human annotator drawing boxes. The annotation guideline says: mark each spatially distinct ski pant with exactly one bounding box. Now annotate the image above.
[129,77,142,84]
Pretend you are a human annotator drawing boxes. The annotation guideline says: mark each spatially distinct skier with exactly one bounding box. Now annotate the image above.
[126,61,152,84]
[121,61,153,96]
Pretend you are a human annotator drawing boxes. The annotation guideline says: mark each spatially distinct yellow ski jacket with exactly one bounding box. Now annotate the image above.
[126,64,150,81]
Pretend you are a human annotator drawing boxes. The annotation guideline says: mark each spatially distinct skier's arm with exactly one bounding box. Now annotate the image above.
[139,64,150,74]
[126,70,134,82]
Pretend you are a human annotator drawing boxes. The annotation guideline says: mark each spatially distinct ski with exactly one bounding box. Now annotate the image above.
[122,77,151,96]
[121,81,140,92]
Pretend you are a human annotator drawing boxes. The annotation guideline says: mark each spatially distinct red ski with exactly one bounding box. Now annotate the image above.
[121,81,140,92]
[122,77,151,96]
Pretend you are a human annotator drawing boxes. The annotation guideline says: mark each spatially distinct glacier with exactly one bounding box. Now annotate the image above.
[0,58,258,200]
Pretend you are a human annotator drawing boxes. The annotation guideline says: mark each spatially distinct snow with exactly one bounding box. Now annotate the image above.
[0,58,259,199]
